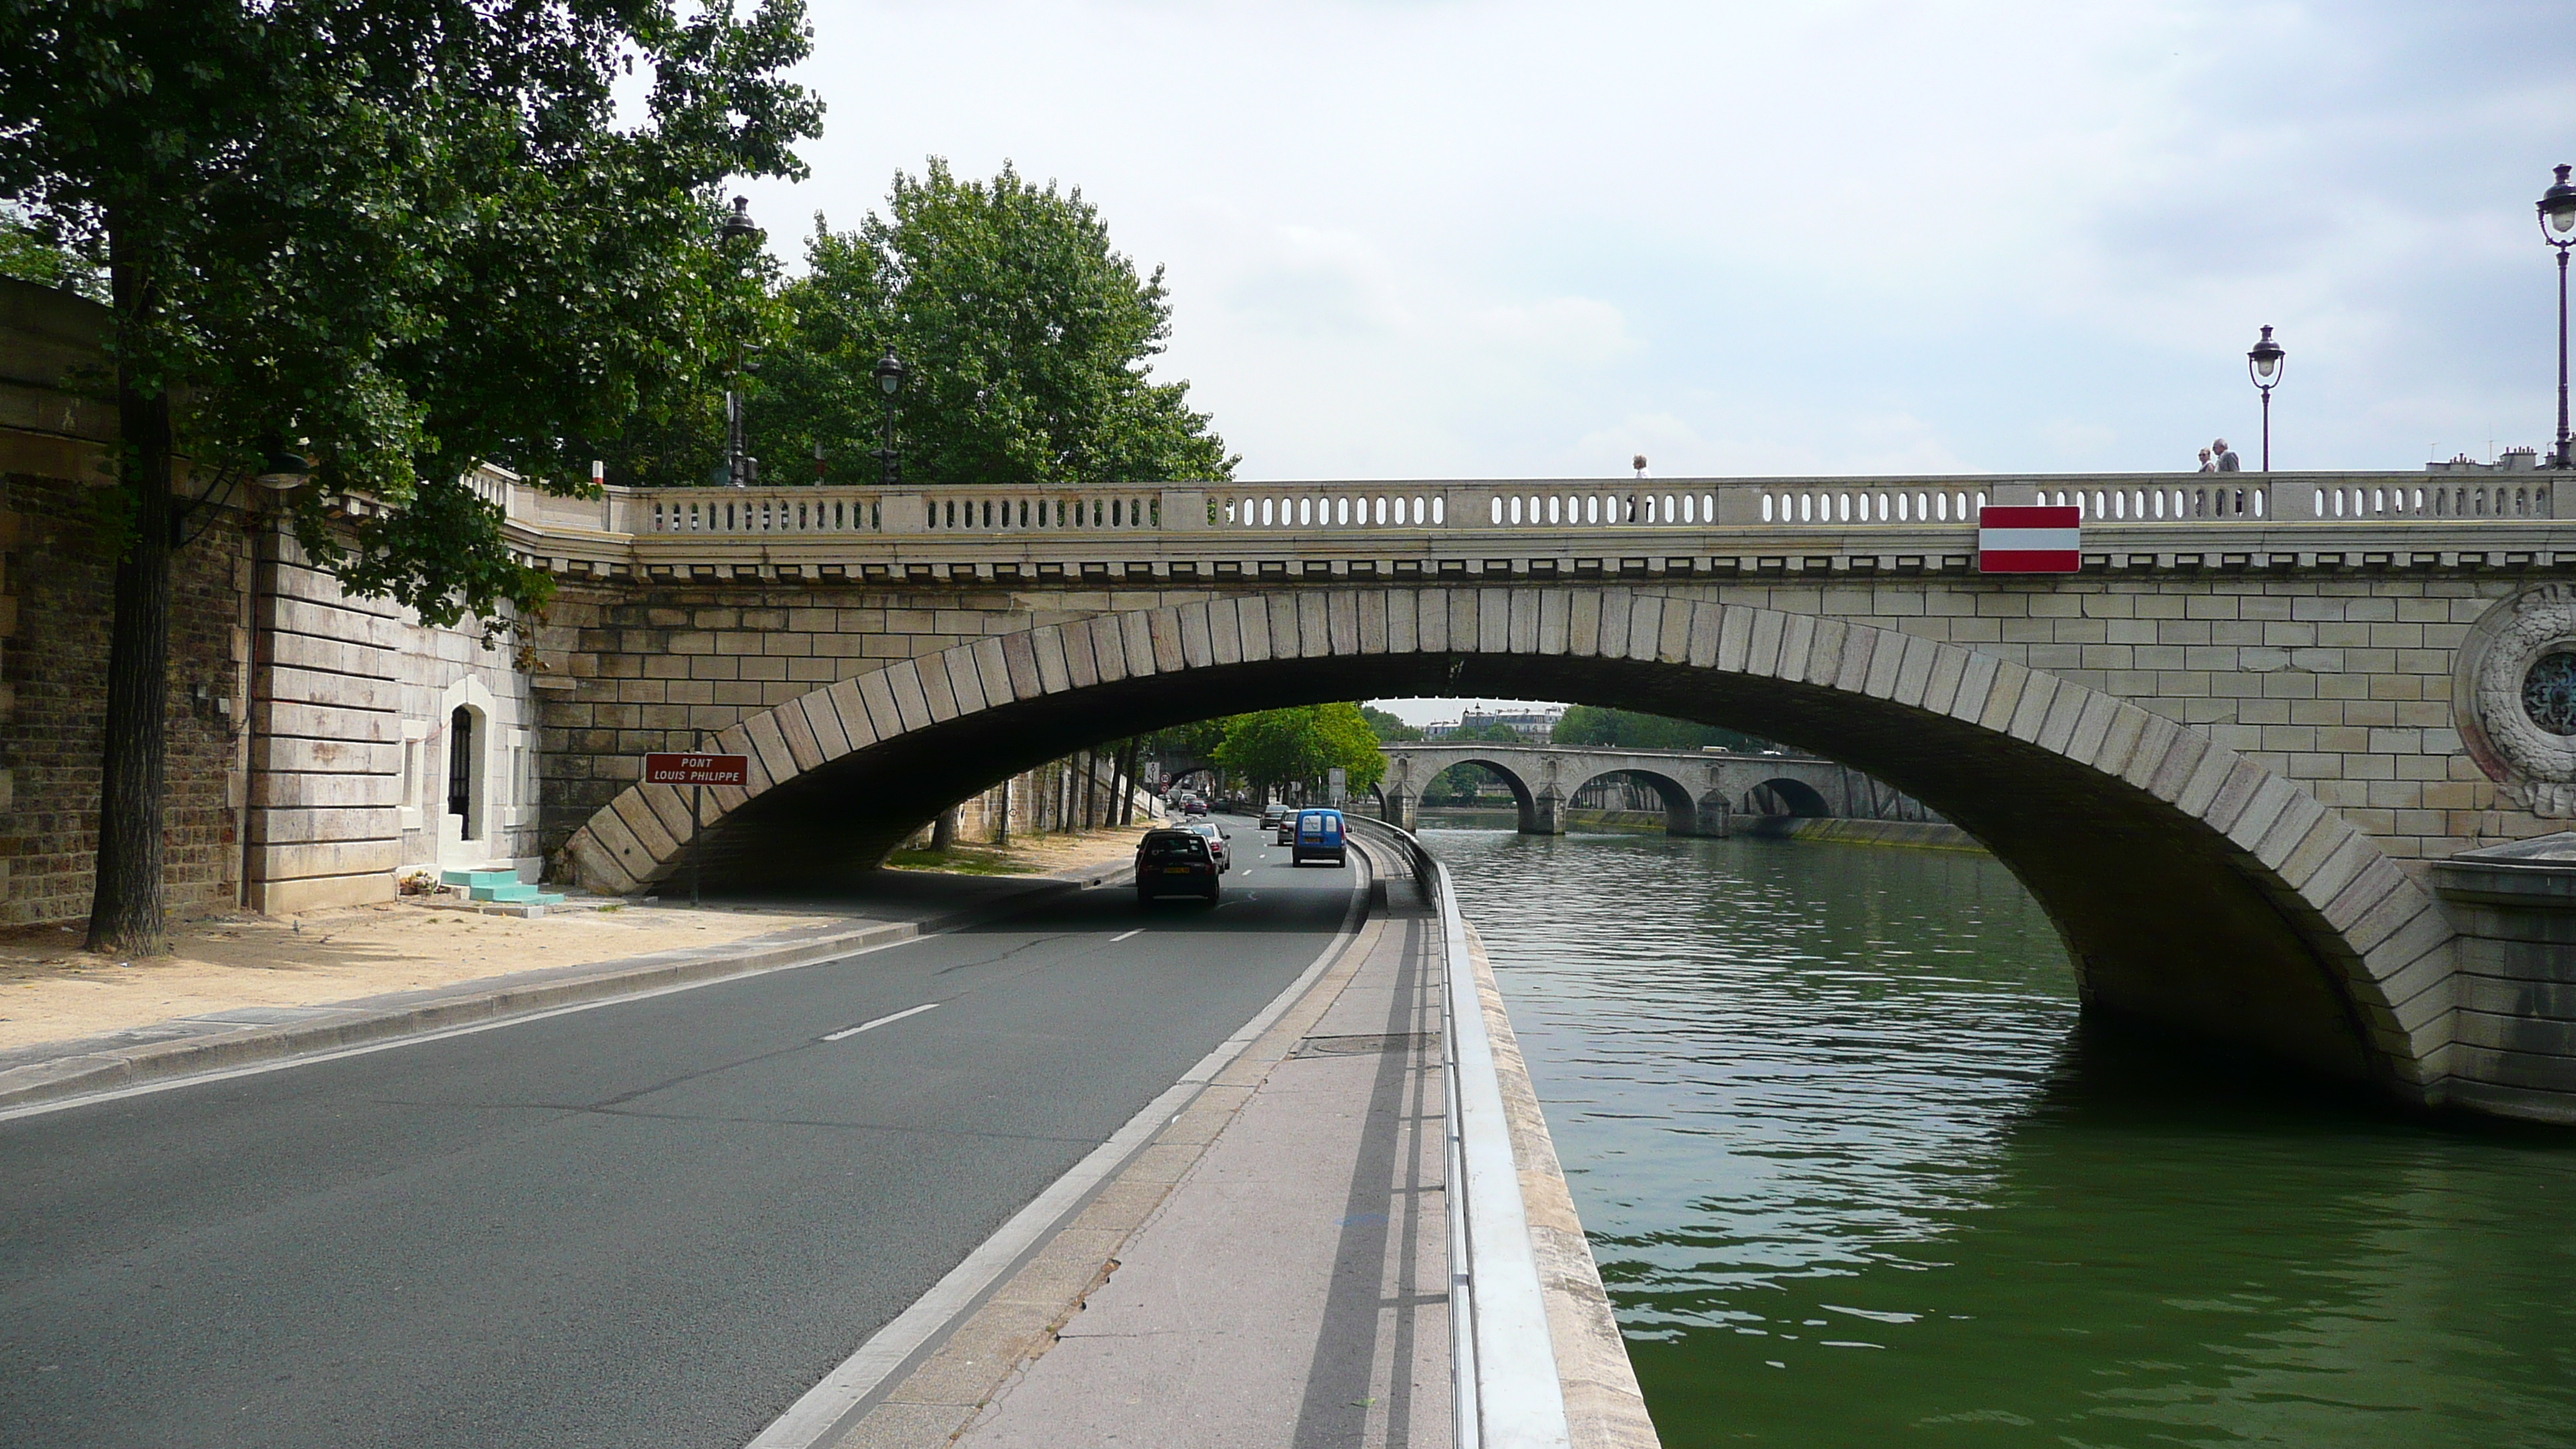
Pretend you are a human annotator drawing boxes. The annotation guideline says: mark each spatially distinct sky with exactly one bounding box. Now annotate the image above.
[725,1,2574,725]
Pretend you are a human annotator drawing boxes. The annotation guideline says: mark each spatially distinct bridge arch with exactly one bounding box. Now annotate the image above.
[1568,766,1699,834]
[1424,755,1542,831]
[563,589,2454,1104]
[1746,776,1833,819]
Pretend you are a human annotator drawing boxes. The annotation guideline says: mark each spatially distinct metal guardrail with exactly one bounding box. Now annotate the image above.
[1351,815,1572,1449]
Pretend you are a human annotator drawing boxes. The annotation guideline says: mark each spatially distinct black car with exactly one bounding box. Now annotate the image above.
[1135,828,1221,902]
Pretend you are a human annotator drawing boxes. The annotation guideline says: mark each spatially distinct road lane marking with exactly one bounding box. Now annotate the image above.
[820,1002,938,1042]
[1109,928,1143,942]
[747,849,1379,1449]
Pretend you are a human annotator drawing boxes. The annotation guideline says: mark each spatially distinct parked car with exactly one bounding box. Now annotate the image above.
[1183,820,1231,872]
[1291,808,1348,867]
[1135,829,1221,902]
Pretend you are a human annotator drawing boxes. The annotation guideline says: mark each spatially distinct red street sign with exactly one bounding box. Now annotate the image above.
[644,752,749,786]
[1978,505,2081,574]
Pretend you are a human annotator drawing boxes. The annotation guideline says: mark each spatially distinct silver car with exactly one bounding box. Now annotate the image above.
[1182,820,1231,872]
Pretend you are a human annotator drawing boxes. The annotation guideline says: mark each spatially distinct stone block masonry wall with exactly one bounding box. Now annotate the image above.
[0,472,251,926]
[534,582,1120,860]
[1756,574,2544,867]
[249,531,543,913]
[246,536,405,913]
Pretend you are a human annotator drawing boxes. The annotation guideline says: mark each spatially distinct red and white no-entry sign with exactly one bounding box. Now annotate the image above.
[1977,505,2081,574]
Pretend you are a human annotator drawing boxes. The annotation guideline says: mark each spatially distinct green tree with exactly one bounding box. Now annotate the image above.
[0,204,101,297]
[1553,705,1765,752]
[1359,705,1423,742]
[738,159,1235,488]
[0,0,822,951]
[1211,703,1386,798]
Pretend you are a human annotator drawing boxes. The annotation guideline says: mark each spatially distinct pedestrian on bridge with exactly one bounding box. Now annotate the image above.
[2212,437,2242,471]
[2197,447,2215,471]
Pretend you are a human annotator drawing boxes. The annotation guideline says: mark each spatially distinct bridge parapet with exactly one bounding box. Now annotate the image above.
[492,471,2574,592]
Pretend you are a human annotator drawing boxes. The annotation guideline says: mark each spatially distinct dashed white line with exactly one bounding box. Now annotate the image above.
[820,1002,939,1042]
[1109,928,1144,942]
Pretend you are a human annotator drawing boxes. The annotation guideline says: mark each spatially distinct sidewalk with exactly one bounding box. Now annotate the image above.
[0,824,1151,1113]
[822,852,1451,1449]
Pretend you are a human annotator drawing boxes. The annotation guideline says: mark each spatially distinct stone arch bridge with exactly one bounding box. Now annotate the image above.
[473,471,2576,1122]
[1378,743,1857,835]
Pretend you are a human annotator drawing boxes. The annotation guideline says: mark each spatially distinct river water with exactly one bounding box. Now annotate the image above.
[1425,827,2576,1449]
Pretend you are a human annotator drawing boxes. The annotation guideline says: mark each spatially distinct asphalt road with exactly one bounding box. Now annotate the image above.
[0,818,1358,1449]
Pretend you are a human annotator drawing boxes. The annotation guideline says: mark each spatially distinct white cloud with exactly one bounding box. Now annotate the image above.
[742,0,2576,479]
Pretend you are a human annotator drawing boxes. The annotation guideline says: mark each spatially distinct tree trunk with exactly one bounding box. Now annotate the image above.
[1113,739,1136,825]
[86,224,174,954]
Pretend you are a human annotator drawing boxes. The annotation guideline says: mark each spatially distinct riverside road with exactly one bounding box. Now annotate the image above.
[0,824,1356,1449]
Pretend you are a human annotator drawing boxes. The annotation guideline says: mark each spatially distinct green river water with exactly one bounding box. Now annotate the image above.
[1425,827,2576,1449]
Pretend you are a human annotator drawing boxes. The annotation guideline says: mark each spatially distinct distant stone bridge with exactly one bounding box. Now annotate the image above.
[1377,743,1856,835]
[472,468,2576,1122]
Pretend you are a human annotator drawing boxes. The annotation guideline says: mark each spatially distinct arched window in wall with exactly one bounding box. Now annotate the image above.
[448,705,480,841]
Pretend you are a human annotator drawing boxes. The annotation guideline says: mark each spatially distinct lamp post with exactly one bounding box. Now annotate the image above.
[2541,164,2576,468]
[2246,324,2285,472]
[871,348,906,486]
[719,196,760,488]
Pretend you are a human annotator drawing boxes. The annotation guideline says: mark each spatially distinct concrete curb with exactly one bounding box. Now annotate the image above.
[0,862,1132,1117]
[1460,919,1663,1449]
[752,848,1389,1449]
[1751,816,1985,852]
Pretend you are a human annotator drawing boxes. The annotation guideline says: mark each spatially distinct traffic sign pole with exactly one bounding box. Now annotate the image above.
[639,747,750,909]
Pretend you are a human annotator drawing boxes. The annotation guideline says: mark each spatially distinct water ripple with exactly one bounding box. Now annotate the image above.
[1433,828,2576,1449]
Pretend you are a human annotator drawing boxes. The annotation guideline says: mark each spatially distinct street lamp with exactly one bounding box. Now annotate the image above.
[871,348,906,486]
[2540,164,2576,468]
[720,196,761,488]
[2246,324,2285,472]
[251,441,312,492]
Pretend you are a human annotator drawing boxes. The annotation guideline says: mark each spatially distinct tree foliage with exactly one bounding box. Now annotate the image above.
[655,159,1233,490]
[0,0,824,625]
[1553,705,1765,753]
[1204,703,1388,796]
[1358,705,1423,742]
[0,204,101,297]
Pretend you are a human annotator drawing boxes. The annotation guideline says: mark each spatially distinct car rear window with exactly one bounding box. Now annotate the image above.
[1143,835,1209,859]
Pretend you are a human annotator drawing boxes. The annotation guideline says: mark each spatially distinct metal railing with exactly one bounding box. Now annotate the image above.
[1350,814,1572,1449]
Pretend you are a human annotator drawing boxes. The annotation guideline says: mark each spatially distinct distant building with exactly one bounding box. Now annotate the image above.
[2430,447,2541,473]
[1422,707,1564,741]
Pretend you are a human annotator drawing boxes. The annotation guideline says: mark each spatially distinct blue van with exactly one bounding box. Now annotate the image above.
[1291,808,1347,867]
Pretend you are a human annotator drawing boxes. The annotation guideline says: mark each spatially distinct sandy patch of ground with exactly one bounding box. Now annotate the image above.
[0,902,843,1053]
[883,820,1160,877]
[0,823,1156,1057]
